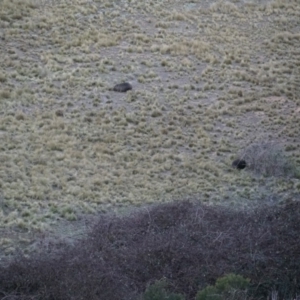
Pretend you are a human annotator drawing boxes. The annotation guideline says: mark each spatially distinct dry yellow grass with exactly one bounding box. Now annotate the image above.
[0,0,300,253]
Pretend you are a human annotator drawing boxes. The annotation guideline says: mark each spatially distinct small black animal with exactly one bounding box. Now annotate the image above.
[232,159,247,170]
[113,82,132,93]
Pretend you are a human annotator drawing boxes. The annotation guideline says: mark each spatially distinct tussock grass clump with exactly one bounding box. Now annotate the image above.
[0,0,37,22]
[239,142,299,178]
[210,1,240,15]
[0,199,299,300]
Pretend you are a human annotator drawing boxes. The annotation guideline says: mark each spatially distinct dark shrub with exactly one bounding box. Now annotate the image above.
[0,199,299,299]
[142,279,185,300]
[196,273,250,300]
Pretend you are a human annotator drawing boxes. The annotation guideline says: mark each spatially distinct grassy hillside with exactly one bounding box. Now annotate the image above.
[0,0,300,253]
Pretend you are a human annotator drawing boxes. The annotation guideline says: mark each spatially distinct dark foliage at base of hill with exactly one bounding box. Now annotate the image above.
[0,199,299,300]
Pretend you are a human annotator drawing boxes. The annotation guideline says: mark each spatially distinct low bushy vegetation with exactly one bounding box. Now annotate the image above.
[142,279,185,300]
[0,199,299,300]
[240,142,300,178]
[195,273,250,300]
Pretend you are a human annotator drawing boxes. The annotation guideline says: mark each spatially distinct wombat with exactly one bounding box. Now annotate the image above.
[113,82,132,93]
[232,159,247,170]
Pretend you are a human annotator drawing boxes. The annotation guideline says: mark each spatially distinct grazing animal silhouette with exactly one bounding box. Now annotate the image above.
[232,159,247,170]
[113,82,132,93]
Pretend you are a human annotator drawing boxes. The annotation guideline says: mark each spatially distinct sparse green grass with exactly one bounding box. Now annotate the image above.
[0,0,300,252]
